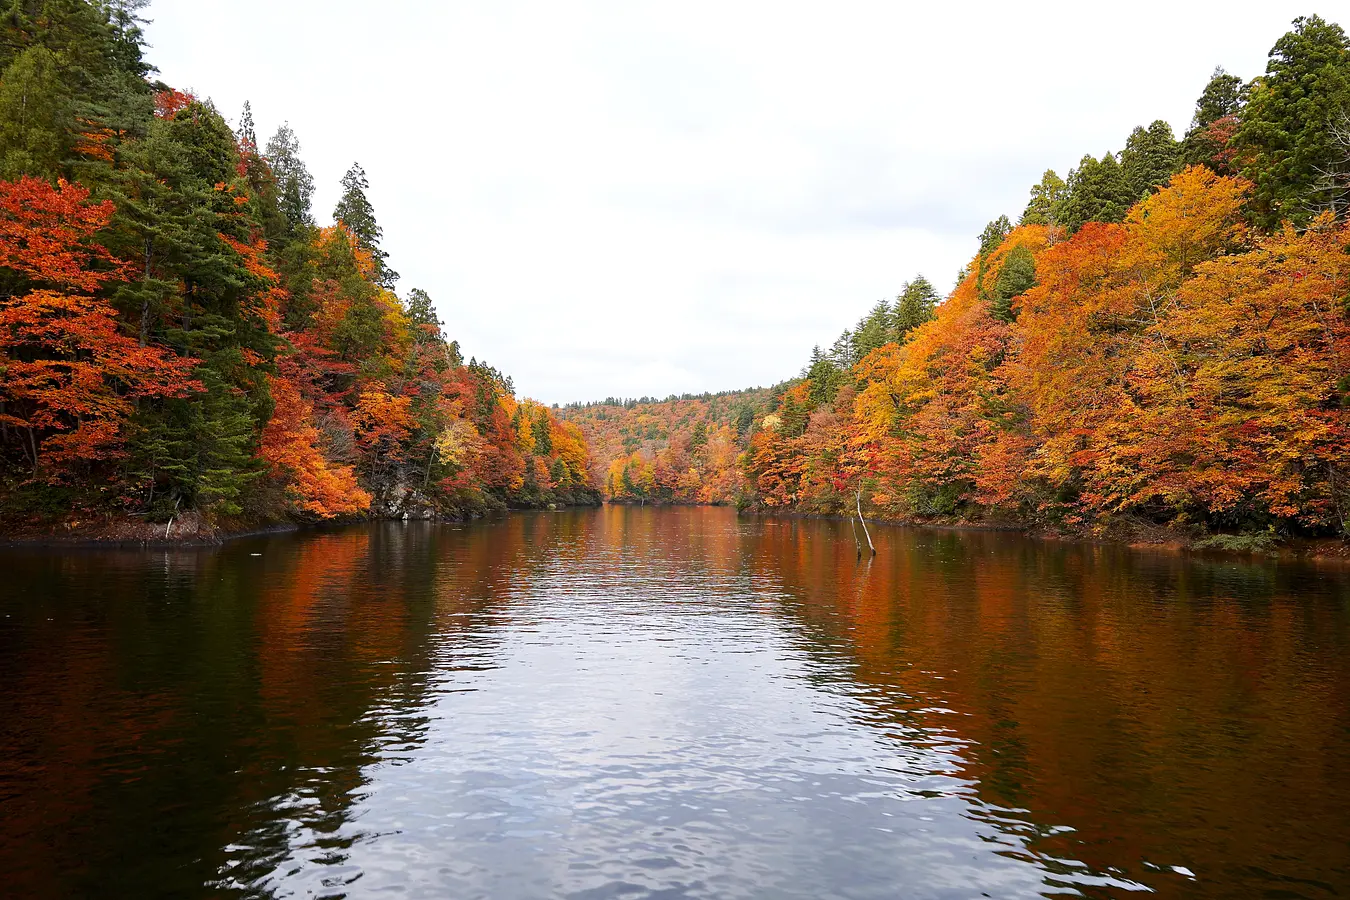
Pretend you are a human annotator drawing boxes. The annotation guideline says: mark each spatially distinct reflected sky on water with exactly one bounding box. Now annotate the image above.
[2,508,1347,898]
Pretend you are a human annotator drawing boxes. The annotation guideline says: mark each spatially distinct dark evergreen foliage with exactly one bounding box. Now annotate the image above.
[1020,169,1067,226]
[1236,15,1350,225]
[894,276,939,337]
[991,244,1036,322]
[334,161,398,287]
[265,123,316,235]
[1121,120,1180,200]
[1060,153,1134,232]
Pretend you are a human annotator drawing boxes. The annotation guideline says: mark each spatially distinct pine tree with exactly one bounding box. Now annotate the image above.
[0,47,71,179]
[991,244,1036,322]
[1196,66,1244,128]
[0,0,152,185]
[828,329,855,368]
[531,409,553,455]
[101,118,208,347]
[894,275,939,337]
[97,0,154,78]
[235,102,284,239]
[805,346,844,406]
[778,392,808,438]
[164,100,236,185]
[334,162,398,287]
[976,216,1012,302]
[405,287,441,330]
[1020,169,1068,226]
[137,367,263,516]
[105,102,276,516]
[237,100,257,155]
[264,123,315,235]
[850,298,894,361]
[1059,153,1134,232]
[1237,15,1350,225]
[402,287,449,398]
[978,215,1012,255]
[0,0,118,77]
[1121,120,1180,200]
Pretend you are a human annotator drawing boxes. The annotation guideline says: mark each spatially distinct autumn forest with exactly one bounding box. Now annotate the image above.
[0,0,601,540]
[1,4,1349,548]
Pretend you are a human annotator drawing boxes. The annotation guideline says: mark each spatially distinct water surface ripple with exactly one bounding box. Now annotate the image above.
[2,507,1347,898]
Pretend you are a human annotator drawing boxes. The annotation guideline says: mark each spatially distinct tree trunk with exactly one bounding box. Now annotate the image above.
[856,489,875,556]
[140,238,153,347]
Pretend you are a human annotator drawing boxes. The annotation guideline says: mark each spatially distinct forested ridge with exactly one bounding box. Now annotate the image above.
[0,1,599,540]
[4,5,1349,548]
[559,389,774,504]
[573,15,1350,548]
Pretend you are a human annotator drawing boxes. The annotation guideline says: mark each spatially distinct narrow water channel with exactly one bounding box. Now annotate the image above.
[1,507,1347,898]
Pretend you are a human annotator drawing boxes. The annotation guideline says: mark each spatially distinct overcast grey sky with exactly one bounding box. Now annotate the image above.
[144,1,1315,404]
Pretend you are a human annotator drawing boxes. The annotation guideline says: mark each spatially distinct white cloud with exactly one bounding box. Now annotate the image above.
[145,0,1309,403]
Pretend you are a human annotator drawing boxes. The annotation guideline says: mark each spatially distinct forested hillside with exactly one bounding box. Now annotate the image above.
[559,390,772,504]
[0,1,598,540]
[4,4,1348,547]
[741,15,1350,545]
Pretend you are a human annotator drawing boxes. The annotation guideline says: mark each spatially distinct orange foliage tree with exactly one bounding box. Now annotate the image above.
[0,178,199,482]
[742,167,1350,538]
[259,371,369,518]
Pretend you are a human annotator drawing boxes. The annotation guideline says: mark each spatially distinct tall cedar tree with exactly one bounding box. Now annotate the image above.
[265,123,315,235]
[1021,170,1068,226]
[333,162,398,287]
[1237,15,1350,225]
[1121,121,1180,200]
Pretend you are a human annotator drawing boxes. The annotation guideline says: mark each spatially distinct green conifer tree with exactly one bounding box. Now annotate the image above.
[99,0,154,78]
[978,215,1012,255]
[990,244,1036,322]
[778,392,808,438]
[532,409,553,455]
[1194,66,1245,128]
[1020,169,1068,226]
[334,162,398,287]
[894,275,939,338]
[406,287,442,330]
[850,299,894,361]
[1121,120,1180,200]
[236,102,285,239]
[1236,15,1350,225]
[976,215,1012,301]
[265,122,315,235]
[110,102,277,517]
[0,46,71,179]
[1059,153,1134,232]
[805,346,844,406]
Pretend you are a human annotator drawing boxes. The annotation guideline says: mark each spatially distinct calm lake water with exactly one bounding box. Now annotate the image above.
[1,507,1348,899]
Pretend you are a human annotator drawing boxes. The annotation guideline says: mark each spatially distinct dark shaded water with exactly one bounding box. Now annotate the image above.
[1,508,1348,899]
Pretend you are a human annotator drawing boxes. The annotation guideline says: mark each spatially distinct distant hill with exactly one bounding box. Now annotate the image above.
[558,387,780,502]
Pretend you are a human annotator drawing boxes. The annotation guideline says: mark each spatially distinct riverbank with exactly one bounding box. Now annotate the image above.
[8,499,1345,563]
[0,511,298,548]
[0,493,603,548]
[738,505,1350,564]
